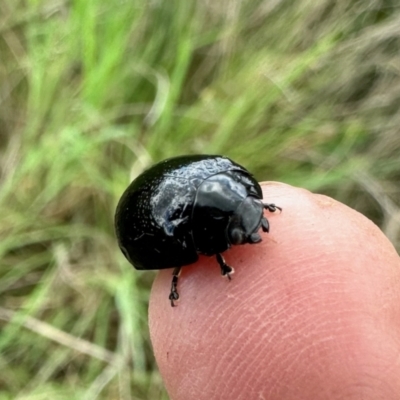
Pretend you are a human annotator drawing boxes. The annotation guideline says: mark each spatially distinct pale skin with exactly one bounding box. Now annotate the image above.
[149,183,400,400]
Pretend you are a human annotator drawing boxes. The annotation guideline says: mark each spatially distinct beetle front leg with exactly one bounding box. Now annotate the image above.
[169,266,182,307]
[216,253,234,280]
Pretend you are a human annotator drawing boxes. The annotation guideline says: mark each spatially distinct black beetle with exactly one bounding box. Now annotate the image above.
[115,155,281,306]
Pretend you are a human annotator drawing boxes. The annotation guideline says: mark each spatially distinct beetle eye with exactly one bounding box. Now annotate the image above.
[249,232,262,243]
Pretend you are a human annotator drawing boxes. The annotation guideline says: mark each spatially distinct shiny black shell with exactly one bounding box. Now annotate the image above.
[115,155,265,270]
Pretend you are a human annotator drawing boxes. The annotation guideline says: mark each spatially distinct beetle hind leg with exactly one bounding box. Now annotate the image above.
[216,253,234,280]
[263,203,282,213]
[169,266,182,307]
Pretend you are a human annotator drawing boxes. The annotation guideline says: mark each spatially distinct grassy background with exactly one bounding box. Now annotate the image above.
[1,0,400,398]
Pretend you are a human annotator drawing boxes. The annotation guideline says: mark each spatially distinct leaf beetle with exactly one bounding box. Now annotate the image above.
[115,155,281,306]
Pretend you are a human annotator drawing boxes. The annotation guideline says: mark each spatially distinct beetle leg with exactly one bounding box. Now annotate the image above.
[169,267,181,307]
[216,253,234,280]
[263,203,282,213]
[261,217,270,232]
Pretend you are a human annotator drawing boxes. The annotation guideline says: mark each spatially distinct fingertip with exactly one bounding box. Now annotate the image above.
[149,183,400,400]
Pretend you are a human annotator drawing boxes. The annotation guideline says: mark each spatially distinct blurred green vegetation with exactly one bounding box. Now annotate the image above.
[0,0,399,398]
